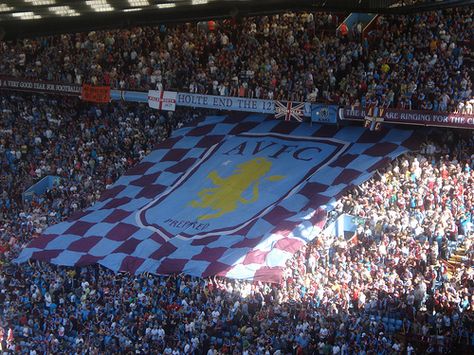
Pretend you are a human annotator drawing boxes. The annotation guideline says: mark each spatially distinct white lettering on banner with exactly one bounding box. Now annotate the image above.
[0,77,81,95]
[54,84,81,94]
[340,106,474,129]
[451,116,465,124]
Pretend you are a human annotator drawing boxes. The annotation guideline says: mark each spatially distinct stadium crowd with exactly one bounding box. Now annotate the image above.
[0,92,473,354]
[0,8,473,112]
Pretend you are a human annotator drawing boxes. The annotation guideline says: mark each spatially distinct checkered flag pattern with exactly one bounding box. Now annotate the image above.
[16,114,418,282]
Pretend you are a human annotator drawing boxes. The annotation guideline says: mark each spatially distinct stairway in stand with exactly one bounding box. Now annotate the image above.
[444,237,472,279]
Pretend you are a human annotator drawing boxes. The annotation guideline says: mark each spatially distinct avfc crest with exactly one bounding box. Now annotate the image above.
[136,133,348,240]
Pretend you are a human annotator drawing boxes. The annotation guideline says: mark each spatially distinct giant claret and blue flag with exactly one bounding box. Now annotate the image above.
[16,114,418,282]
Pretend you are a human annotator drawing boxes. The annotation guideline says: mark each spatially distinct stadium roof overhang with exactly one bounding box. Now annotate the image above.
[0,0,471,40]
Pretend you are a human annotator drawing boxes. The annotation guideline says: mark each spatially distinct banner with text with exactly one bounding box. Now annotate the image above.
[0,76,81,96]
[148,90,177,111]
[4,76,471,129]
[339,106,474,129]
[176,92,311,117]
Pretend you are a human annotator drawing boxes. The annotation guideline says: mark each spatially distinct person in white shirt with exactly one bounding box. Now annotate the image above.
[157,326,165,339]
[211,310,220,322]
[191,336,199,350]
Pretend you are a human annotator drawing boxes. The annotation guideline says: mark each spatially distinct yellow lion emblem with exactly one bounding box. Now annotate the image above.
[189,157,284,220]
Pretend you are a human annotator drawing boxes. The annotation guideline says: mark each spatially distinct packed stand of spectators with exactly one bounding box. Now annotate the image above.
[0,93,473,354]
[364,10,473,112]
[0,8,472,111]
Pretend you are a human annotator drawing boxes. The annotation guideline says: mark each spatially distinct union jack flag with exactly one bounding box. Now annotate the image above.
[274,101,305,122]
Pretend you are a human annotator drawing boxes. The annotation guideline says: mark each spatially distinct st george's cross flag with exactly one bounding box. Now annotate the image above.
[148,90,177,111]
[274,101,305,122]
[16,114,418,283]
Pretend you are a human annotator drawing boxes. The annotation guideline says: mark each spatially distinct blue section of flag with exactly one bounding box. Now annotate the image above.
[311,104,338,124]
